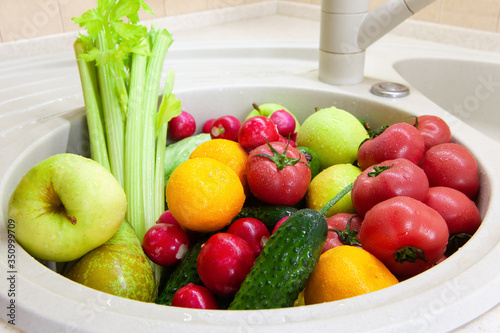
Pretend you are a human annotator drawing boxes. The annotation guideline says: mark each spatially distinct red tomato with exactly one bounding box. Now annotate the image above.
[411,115,452,151]
[419,143,480,199]
[359,196,449,279]
[351,158,429,216]
[246,141,311,205]
[357,122,425,170]
[323,213,363,253]
[424,186,481,236]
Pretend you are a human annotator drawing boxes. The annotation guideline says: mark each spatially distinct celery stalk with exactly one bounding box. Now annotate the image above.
[95,31,126,187]
[124,44,148,235]
[73,38,110,171]
[137,28,173,242]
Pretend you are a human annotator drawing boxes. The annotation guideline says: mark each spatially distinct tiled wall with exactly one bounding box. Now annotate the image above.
[1,0,499,43]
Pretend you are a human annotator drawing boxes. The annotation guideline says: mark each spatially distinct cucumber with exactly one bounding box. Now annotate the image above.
[156,237,206,305]
[233,205,298,232]
[228,208,327,310]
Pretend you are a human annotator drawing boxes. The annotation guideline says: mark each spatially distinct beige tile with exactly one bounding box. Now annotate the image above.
[441,0,500,31]
[209,0,245,10]
[497,8,500,32]
[0,0,64,42]
[412,0,442,23]
[311,0,322,5]
[165,0,209,16]
[246,0,273,3]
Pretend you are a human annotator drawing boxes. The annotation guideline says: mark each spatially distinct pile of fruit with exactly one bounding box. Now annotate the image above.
[5,1,482,312]
[145,104,481,309]
[7,100,482,310]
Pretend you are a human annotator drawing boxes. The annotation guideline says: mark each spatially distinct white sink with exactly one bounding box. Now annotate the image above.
[1,40,500,333]
[394,57,500,142]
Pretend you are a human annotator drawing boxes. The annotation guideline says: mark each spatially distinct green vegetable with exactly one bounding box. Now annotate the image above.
[164,133,211,185]
[232,205,298,232]
[72,0,182,283]
[228,208,327,310]
[296,146,321,179]
[156,237,206,305]
[228,183,353,310]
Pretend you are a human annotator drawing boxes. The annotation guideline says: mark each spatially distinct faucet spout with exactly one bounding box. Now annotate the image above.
[318,0,436,85]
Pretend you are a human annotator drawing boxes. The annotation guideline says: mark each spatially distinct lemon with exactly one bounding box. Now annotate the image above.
[304,245,399,304]
[306,163,361,217]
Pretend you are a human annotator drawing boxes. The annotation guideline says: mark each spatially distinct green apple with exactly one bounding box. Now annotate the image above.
[7,153,126,262]
[296,106,368,170]
[246,103,301,132]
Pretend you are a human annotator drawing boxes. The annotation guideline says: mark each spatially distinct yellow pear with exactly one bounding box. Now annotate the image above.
[65,221,156,302]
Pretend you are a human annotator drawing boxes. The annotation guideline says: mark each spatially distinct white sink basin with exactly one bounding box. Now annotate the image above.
[394,57,500,142]
[1,40,500,333]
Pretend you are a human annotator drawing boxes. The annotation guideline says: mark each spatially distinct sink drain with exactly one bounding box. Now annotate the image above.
[370,82,410,98]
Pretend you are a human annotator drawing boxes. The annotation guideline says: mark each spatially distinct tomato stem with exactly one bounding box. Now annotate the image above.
[394,246,427,264]
[254,139,303,171]
[367,164,393,177]
[328,216,361,246]
[445,233,472,257]
[412,116,419,129]
[359,124,389,148]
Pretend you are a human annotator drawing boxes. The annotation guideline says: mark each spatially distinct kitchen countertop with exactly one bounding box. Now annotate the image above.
[1,1,499,332]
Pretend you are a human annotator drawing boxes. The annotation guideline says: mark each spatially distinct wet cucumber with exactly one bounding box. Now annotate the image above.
[233,205,298,232]
[228,208,327,310]
[155,237,206,305]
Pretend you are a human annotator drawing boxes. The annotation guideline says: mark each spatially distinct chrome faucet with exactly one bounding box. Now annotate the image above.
[319,0,436,85]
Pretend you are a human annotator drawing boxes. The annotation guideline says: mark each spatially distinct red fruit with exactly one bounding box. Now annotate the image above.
[172,283,218,309]
[411,115,452,151]
[323,213,363,253]
[419,143,480,199]
[168,111,196,141]
[270,109,296,137]
[238,116,280,151]
[210,115,242,141]
[424,186,481,236]
[357,122,425,170]
[142,223,190,266]
[197,233,255,297]
[359,196,449,279]
[227,218,270,257]
[351,158,430,216]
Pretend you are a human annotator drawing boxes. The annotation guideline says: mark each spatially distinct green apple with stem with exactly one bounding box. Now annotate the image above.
[7,153,127,262]
[296,106,369,170]
[246,103,301,133]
